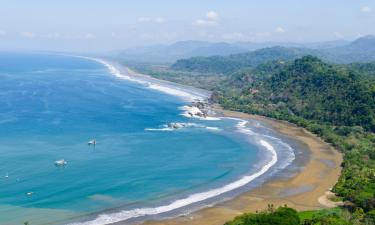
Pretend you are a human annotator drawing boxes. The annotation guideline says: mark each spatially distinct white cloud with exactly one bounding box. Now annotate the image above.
[20,31,36,38]
[206,11,219,21]
[275,27,285,33]
[195,11,219,26]
[361,6,371,13]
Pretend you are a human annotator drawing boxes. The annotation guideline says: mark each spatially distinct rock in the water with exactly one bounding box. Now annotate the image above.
[167,122,186,129]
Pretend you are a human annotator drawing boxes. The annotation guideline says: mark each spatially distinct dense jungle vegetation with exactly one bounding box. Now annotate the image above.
[123,53,375,225]
[215,56,375,224]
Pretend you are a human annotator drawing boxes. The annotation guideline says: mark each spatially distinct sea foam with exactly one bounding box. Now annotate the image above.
[82,57,207,102]
[79,57,219,121]
[67,58,294,225]
[179,105,220,121]
[68,123,280,225]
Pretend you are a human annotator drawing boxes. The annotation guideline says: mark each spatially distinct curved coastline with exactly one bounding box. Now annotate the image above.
[110,61,342,225]
[65,58,298,225]
[142,108,343,225]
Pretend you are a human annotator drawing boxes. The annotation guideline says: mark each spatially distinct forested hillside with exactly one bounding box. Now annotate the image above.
[171,46,315,74]
[216,56,375,224]
[219,56,375,131]
[342,62,375,79]
[123,54,375,225]
[170,35,375,75]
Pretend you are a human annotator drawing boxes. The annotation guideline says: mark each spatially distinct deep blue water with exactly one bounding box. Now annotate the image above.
[0,53,267,225]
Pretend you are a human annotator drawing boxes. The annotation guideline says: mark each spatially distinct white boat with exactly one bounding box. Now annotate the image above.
[26,192,33,196]
[88,139,96,146]
[5,172,9,178]
[54,159,67,166]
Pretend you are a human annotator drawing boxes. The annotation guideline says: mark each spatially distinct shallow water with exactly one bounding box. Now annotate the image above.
[0,53,297,225]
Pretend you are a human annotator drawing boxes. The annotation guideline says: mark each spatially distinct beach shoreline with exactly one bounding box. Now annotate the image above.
[81,58,343,225]
[140,105,343,225]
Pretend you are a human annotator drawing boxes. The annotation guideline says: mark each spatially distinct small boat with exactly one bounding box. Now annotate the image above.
[54,159,67,166]
[88,139,96,146]
[26,192,33,196]
[5,172,9,178]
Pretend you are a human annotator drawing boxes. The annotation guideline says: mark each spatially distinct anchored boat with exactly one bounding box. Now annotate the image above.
[88,139,96,146]
[55,159,67,166]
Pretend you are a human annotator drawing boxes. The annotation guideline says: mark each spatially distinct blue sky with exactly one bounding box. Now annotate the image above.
[0,0,374,51]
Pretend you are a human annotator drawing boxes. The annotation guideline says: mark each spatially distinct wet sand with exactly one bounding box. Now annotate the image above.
[142,105,342,225]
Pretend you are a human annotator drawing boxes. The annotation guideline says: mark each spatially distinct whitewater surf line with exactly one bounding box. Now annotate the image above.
[88,57,208,102]
[68,137,278,225]
[67,58,295,225]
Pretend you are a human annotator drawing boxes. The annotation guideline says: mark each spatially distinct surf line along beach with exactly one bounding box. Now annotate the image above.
[143,107,343,225]
[71,57,342,225]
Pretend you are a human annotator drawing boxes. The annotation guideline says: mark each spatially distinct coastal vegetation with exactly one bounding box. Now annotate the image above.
[224,205,301,225]
[171,46,315,74]
[217,56,375,131]
[225,206,353,225]
[124,50,375,224]
[122,62,226,90]
[215,56,375,224]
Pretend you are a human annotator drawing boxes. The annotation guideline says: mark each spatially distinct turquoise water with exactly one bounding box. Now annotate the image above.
[0,53,277,225]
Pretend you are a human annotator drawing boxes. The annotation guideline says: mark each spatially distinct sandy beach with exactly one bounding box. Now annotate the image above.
[141,105,343,225]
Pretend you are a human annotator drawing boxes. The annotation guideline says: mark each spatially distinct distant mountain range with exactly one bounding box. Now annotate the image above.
[116,36,375,64]
[320,35,375,63]
[171,46,317,74]
[117,40,246,63]
[169,35,375,74]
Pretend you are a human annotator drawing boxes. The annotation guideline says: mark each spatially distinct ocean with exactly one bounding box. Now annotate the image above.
[0,53,295,225]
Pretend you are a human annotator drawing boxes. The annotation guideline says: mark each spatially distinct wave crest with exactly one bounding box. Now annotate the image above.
[67,57,295,225]
[69,126,279,225]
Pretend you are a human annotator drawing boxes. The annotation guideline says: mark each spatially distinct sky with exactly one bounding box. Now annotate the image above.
[0,0,374,52]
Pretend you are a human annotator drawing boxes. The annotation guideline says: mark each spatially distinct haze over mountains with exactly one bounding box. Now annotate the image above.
[117,35,375,64]
[118,41,247,63]
[169,35,375,74]
[319,35,375,63]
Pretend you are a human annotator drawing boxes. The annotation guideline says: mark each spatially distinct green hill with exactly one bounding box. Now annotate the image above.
[171,46,316,74]
[342,61,375,79]
[219,56,375,131]
[169,36,375,75]
[216,56,375,224]
[127,54,375,224]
